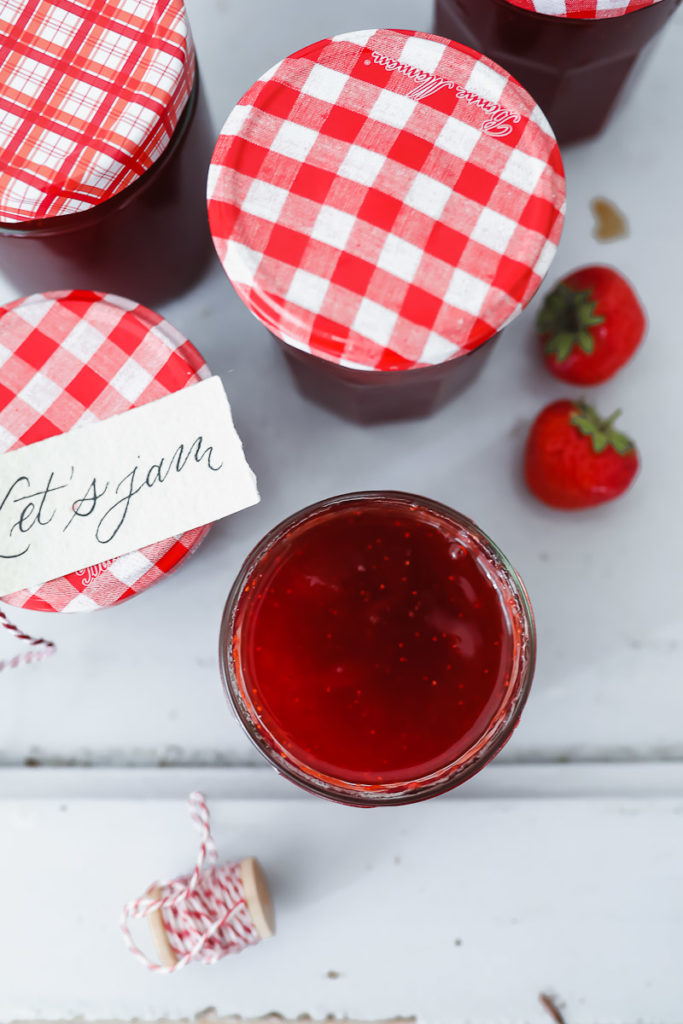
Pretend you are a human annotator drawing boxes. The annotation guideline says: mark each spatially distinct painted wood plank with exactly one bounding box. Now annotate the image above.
[2,767,682,1023]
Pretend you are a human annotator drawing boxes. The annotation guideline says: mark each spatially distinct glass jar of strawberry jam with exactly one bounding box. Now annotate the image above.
[435,0,681,143]
[0,1,213,306]
[208,29,565,424]
[220,492,535,806]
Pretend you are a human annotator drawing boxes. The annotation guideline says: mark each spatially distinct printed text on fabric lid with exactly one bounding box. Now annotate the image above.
[365,50,521,137]
[0,377,259,596]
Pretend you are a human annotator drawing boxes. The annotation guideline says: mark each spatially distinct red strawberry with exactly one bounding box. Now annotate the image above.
[537,265,646,385]
[524,400,639,509]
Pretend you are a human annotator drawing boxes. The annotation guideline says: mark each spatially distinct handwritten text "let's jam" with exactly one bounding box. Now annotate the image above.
[0,435,222,560]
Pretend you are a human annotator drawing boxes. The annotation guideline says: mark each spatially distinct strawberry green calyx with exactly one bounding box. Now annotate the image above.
[570,403,634,455]
[537,283,605,362]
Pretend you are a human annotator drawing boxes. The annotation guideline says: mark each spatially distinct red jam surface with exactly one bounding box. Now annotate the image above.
[233,497,524,786]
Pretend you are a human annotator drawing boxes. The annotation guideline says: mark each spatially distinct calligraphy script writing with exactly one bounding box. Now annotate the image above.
[368,50,456,101]
[75,560,115,586]
[454,85,521,138]
[368,51,521,137]
[0,435,222,560]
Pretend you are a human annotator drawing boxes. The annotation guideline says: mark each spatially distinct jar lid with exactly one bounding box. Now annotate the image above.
[0,290,211,612]
[503,0,663,17]
[0,0,195,224]
[208,29,565,372]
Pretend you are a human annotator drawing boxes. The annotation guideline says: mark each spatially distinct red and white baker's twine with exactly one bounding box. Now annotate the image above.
[121,792,262,972]
[0,609,55,672]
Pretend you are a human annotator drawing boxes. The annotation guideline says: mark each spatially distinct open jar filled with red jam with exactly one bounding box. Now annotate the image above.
[0,0,213,305]
[220,492,535,806]
[435,0,681,143]
[208,29,565,423]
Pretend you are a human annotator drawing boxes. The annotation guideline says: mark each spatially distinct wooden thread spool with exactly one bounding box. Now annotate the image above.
[147,856,275,969]
[121,793,275,972]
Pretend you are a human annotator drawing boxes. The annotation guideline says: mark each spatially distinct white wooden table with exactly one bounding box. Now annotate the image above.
[1,1,682,1021]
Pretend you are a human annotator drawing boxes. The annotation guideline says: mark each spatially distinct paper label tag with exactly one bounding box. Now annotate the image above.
[0,377,259,595]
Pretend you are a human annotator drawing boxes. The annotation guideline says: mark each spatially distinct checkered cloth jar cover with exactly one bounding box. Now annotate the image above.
[208,29,566,373]
[0,291,212,612]
[0,0,195,224]
[503,0,664,17]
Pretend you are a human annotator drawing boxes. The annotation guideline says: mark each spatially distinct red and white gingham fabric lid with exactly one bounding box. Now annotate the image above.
[0,291,211,613]
[0,0,195,224]
[208,29,566,372]
[503,0,664,17]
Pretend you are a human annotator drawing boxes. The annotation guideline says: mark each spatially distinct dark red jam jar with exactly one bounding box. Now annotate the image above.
[220,492,536,806]
[435,0,681,143]
[0,1,213,306]
[208,29,565,424]
[0,290,212,613]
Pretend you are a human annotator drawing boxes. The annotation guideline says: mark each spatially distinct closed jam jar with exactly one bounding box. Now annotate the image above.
[0,290,213,613]
[208,29,566,423]
[0,0,213,305]
[220,492,536,806]
[435,0,682,143]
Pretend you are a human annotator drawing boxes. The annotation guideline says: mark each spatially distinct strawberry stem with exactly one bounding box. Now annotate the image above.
[571,402,634,457]
[537,283,604,363]
[601,409,622,431]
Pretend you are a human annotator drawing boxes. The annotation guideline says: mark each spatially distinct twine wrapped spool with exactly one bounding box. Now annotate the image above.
[121,792,275,972]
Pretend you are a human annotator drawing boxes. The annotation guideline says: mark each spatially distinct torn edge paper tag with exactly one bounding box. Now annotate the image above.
[0,376,259,595]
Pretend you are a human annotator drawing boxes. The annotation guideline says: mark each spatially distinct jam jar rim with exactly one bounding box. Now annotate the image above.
[219,490,536,807]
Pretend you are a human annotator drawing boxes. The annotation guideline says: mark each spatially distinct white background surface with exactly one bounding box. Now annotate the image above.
[1,0,682,1020]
